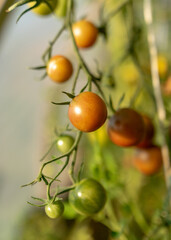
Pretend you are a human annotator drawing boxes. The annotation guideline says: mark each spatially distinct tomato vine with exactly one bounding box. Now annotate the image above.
[6,0,171,238]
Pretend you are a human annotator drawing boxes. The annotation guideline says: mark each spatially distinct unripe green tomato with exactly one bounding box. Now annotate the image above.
[69,178,107,216]
[28,0,57,16]
[56,135,74,154]
[45,200,64,219]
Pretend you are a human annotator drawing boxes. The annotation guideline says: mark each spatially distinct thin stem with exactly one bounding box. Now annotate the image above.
[40,140,57,162]
[143,0,171,201]
[47,156,70,200]
[42,24,66,63]
[69,149,77,183]
[71,65,81,95]
[39,131,82,178]
[66,0,100,81]
[27,201,47,208]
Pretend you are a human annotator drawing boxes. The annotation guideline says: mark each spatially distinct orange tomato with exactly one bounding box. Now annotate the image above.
[72,20,98,48]
[47,55,73,83]
[68,92,107,132]
[133,146,162,175]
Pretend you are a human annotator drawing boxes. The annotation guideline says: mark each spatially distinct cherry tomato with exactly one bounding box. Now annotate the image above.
[45,200,64,219]
[72,20,98,48]
[133,146,162,175]
[68,91,107,132]
[137,115,154,148]
[46,55,73,83]
[107,108,145,147]
[28,0,57,16]
[69,178,107,215]
[56,135,74,154]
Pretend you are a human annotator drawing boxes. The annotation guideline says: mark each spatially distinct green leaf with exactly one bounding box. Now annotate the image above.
[51,101,70,105]
[109,95,115,113]
[117,93,125,109]
[62,91,75,99]
[29,66,46,70]
[80,82,89,93]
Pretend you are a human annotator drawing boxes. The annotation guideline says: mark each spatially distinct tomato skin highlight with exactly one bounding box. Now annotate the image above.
[133,146,162,175]
[45,200,64,219]
[68,92,107,132]
[107,108,145,147]
[69,178,107,216]
[72,20,98,48]
[47,55,73,83]
[56,135,74,154]
[136,115,154,148]
[28,0,57,16]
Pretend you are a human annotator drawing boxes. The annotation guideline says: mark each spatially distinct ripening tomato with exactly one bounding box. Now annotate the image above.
[46,55,73,83]
[137,115,155,148]
[45,200,64,219]
[28,0,57,16]
[107,108,145,147]
[56,135,74,154]
[69,178,107,215]
[68,92,107,132]
[72,20,98,48]
[133,146,162,175]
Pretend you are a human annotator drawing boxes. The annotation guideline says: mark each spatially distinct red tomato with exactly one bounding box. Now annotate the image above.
[107,108,145,147]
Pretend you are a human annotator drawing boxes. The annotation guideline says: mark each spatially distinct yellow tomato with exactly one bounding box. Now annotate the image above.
[88,124,109,146]
[157,55,169,78]
[118,61,139,84]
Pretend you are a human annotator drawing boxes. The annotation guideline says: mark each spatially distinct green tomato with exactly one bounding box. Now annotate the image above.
[28,0,57,16]
[69,178,107,216]
[56,135,74,154]
[45,200,64,219]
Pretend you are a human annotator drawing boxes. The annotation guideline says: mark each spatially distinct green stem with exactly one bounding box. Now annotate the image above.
[69,149,77,183]
[66,0,100,81]
[72,65,81,95]
[42,24,66,63]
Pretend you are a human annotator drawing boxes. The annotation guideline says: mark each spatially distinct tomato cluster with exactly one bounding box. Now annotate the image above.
[106,108,163,175]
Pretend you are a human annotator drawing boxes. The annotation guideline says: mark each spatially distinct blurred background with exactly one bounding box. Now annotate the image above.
[0,1,105,239]
[0,0,171,239]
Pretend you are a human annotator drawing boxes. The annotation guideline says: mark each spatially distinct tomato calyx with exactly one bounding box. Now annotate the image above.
[98,25,107,40]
